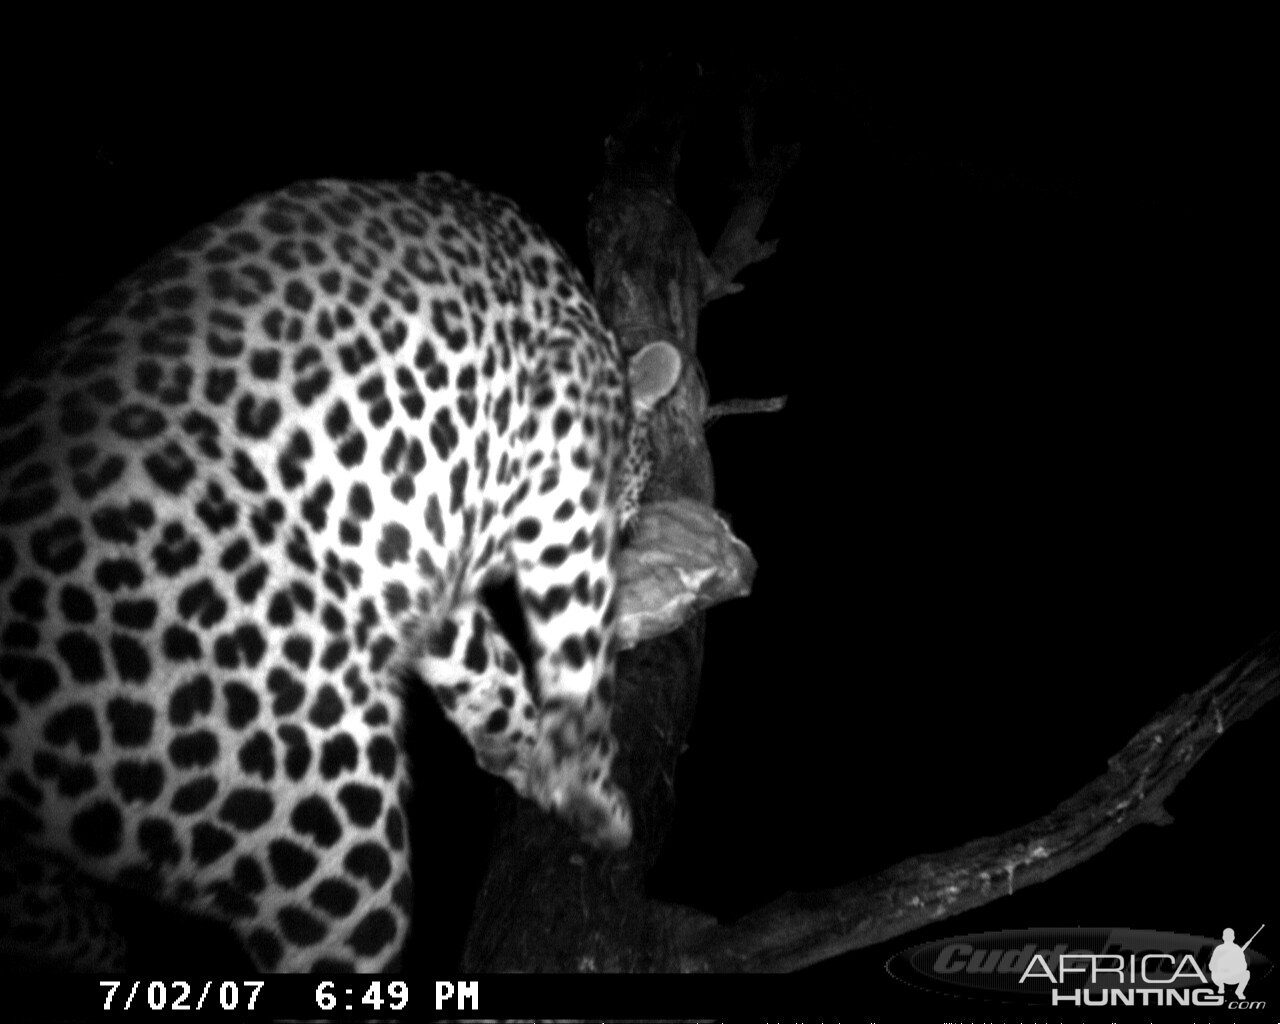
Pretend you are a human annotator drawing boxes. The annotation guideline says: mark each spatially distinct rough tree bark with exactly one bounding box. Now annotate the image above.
[460,83,1280,975]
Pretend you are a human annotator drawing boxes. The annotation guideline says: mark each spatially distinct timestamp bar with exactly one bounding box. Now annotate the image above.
[41,973,860,1020]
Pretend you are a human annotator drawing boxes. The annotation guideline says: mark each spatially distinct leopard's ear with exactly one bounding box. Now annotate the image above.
[627,341,682,415]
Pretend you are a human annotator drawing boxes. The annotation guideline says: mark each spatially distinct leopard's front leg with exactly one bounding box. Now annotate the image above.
[509,432,632,851]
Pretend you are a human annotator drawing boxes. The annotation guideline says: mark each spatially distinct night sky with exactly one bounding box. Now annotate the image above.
[9,28,1275,1017]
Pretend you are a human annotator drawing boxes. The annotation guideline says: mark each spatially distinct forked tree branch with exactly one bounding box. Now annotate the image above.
[702,138,800,303]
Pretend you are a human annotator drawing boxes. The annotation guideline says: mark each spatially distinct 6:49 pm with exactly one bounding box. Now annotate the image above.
[316,980,409,1013]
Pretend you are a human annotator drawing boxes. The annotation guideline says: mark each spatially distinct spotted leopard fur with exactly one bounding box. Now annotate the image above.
[0,174,663,971]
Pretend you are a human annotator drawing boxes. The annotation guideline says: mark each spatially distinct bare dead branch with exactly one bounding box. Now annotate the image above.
[703,141,800,303]
[704,395,788,425]
[675,630,1280,972]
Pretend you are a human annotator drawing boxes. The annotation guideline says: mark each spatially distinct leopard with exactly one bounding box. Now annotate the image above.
[0,173,681,971]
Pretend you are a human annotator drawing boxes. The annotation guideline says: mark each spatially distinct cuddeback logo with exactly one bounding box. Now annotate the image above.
[886,925,1270,1009]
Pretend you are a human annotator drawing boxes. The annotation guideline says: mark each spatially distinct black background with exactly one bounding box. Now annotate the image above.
[8,23,1275,1020]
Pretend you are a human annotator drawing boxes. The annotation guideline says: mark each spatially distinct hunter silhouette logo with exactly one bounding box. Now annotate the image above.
[1210,924,1263,999]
